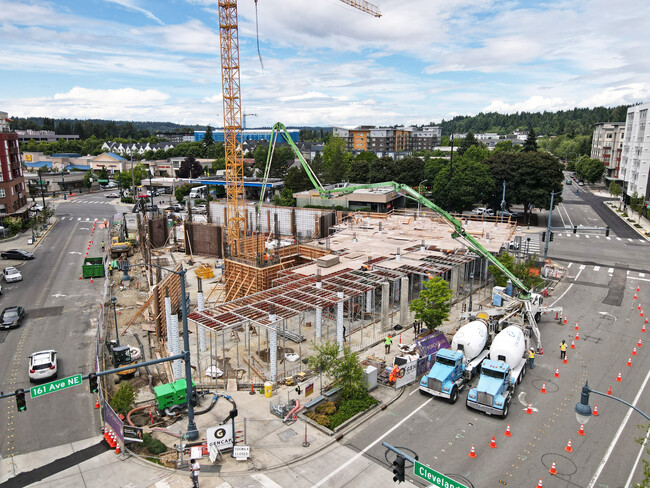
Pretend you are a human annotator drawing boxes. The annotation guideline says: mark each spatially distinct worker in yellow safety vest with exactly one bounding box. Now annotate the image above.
[385,335,393,354]
[560,340,567,360]
[528,348,535,369]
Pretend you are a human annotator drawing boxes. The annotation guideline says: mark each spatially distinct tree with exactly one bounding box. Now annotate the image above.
[177,155,203,178]
[272,187,296,207]
[432,158,494,212]
[330,346,367,400]
[488,251,516,287]
[522,127,538,152]
[203,125,214,146]
[83,170,96,188]
[493,140,518,153]
[457,131,478,157]
[284,166,313,193]
[321,137,351,184]
[575,157,605,183]
[409,276,453,332]
[307,341,340,394]
[609,181,622,200]
[253,145,293,179]
[109,382,136,417]
[98,166,109,181]
[635,423,650,488]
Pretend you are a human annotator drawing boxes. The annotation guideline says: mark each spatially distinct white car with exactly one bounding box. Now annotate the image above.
[3,266,22,283]
[192,205,207,214]
[29,350,58,382]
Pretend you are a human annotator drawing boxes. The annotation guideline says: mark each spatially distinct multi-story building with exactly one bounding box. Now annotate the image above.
[620,103,650,199]
[591,122,625,179]
[194,128,299,144]
[333,125,441,156]
[411,126,442,151]
[0,112,28,217]
[15,130,79,143]
[156,132,194,143]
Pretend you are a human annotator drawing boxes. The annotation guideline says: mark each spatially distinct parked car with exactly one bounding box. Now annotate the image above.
[28,350,58,382]
[192,205,207,214]
[106,192,120,198]
[165,204,185,212]
[30,204,44,212]
[0,306,25,329]
[497,210,519,218]
[471,207,488,215]
[1,249,35,260]
[578,180,585,186]
[566,179,573,185]
[147,190,160,197]
[3,267,22,282]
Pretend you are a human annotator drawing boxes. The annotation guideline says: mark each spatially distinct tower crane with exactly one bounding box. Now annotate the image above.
[217,0,381,267]
[243,113,257,130]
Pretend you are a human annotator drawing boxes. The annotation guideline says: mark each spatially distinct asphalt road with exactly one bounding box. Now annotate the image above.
[0,193,128,457]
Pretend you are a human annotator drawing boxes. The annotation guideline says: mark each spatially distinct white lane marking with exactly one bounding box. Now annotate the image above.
[625,423,650,488]
[77,218,81,221]
[606,236,611,240]
[640,273,646,278]
[579,264,586,270]
[627,270,630,275]
[557,204,568,227]
[587,365,650,488]
[567,263,573,269]
[586,235,590,239]
[608,268,614,274]
[617,237,622,241]
[596,235,600,239]
[252,474,284,488]
[628,277,650,282]
[549,265,586,307]
[593,266,600,272]
[314,397,434,487]
[628,238,633,242]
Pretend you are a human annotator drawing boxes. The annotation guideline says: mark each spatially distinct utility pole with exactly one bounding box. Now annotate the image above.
[37,168,46,207]
[500,180,506,223]
[449,134,454,177]
[543,191,558,261]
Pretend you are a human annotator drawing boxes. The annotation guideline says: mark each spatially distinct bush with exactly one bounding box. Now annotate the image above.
[2,217,22,235]
[328,394,378,429]
[635,224,642,228]
[142,433,167,455]
[315,401,337,415]
[109,382,136,417]
[121,197,134,204]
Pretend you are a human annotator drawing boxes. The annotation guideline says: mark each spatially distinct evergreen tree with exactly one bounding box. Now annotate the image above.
[203,125,214,145]
[522,126,538,152]
[457,132,478,157]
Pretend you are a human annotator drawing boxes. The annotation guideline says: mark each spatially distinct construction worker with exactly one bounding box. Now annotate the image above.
[560,340,567,360]
[528,348,535,369]
[385,335,393,354]
[388,364,400,383]
[101,240,105,251]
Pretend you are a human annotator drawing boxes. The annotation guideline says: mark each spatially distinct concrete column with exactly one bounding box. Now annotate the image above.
[381,282,390,330]
[400,276,409,326]
[315,307,322,340]
[365,289,373,314]
[269,323,278,383]
[164,295,173,355]
[450,266,460,297]
[169,313,182,380]
[336,289,344,352]
[197,291,207,353]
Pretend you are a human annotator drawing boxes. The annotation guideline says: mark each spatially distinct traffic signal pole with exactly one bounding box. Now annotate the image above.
[382,441,417,483]
[543,191,558,261]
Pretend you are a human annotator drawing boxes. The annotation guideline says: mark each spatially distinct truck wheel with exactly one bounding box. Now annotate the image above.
[535,312,541,322]
[449,386,459,404]
[501,401,510,419]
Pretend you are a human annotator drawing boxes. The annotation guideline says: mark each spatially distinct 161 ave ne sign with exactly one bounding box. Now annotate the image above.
[30,374,83,398]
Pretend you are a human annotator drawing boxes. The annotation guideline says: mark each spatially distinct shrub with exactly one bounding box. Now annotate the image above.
[142,433,167,455]
[328,394,378,429]
[109,382,136,417]
[635,224,642,228]
[315,401,337,415]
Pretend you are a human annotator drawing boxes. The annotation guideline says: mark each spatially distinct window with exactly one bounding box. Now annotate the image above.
[0,189,5,198]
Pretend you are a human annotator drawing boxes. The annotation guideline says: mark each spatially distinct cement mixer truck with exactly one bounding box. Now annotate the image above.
[465,325,530,419]
[418,318,492,403]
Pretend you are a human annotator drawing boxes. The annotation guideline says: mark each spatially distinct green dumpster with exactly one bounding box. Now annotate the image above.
[82,257,105,278]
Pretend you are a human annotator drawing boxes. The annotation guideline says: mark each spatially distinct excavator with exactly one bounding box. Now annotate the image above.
[260,122,548,352]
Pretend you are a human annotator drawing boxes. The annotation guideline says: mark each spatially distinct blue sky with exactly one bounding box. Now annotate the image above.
[1,0,649,128]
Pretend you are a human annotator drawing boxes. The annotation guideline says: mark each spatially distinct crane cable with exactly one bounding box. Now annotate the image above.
[254,0,264,69]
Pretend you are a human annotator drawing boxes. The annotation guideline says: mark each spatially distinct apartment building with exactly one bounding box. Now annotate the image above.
[620,103,650,199]
[591,122,625,179]
[332,125,441,156]
[0,112,28,216]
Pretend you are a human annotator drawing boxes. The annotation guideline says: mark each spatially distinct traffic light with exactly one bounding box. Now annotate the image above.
[542,232,546,242]
[392,455,406,483]
[550,232,554,242]
[89,373,98,393]
[15,389,26,412]
[605,226,610,237]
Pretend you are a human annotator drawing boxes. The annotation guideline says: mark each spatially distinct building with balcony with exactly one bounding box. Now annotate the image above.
[0,112,28,217]
[620,103,650,199]
[591,122,625,179]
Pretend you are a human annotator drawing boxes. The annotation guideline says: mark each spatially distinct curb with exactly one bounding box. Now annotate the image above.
[34,219,58,248]
[601,200,650,241]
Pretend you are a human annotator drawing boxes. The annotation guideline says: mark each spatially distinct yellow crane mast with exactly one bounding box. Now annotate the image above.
[217,0,380,260]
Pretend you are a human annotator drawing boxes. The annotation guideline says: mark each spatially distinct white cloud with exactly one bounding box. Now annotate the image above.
[482,96,570,114]
[104,0,164,25]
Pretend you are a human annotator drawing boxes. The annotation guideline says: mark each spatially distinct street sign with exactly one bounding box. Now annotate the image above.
[29,374,83,399]
[207,424,233,451]
[233,445,250,460]
[413,461,468,488]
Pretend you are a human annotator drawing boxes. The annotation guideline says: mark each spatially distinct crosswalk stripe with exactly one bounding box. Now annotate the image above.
[77,218,81,221]
[608,268,614,274]
[617,237,622,241]
[595,236,600,239]
[567,263,573,268]
[586,235,590,239]
[579,264,586,270]
[641,273,646,278]
[606,236,611,240]
[594,266,600,271]
[628,238,633,242]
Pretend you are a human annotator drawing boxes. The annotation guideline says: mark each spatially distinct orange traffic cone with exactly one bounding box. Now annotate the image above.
[627,357,632,367]
[489,435,497,448]
[575,331,580,340]
[563,356,568,364]
[540,383,547,394]
[115,444,121,455]
[79,275,82,280]
[578,424,585,436]
[536,479,543,488]
[643,324,647,333]
[565,439,573,452]
[468,445,476,458]
[526,403,533,414]
[606,385,612,395]
[549,461,557,475]
[634,294,638,300]
[95,397,100,409]
[639,339,644,348]
[399,334,402,344]
[638,303,642,310]
[554,368,560,378]
[563,316,568,324]
[632,347,638,356]
[593,404,599,416]
[575,322,579,330]
[645,316,648,324]
[504,424,512,437]
[616,372,622,382]
[90,277,94,284]
[638,285,641,292]
[570,340,576,349]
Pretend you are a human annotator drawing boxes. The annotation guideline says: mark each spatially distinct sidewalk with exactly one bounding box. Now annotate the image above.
[588,185,650,240]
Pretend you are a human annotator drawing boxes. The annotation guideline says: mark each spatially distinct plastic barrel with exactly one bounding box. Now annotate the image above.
[264,381,273,398]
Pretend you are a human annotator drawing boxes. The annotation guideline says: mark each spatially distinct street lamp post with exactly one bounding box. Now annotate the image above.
[37,169,46,207]
[123,261,199,440]
[62,173,66,200]
[417,179,427,218]
[543,190,559,261]
[574,382,649,425]
[111,297,120,347]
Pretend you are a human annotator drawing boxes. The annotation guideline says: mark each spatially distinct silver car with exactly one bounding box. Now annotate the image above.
[28,350,58,382]
[3,266,22,282]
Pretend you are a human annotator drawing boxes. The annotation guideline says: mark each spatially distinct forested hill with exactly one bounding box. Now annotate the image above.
[438,105,630,136]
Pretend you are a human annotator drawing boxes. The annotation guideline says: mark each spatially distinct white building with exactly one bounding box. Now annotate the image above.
[591,122,625,180]
[620,103,650,199]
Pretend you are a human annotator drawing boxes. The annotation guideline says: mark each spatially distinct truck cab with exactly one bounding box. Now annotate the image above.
[419,349,465,403]
[466,358,519,418]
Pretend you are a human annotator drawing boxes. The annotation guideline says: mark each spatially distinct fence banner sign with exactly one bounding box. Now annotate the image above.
[305,383,314,397]
[207,424,234,451]
[416,331,451,377]
[104,402,124,444]
[123,425,144,443]
[394,360,418,388]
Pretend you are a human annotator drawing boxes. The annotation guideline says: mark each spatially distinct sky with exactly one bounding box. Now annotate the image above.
[1,0,649,129]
